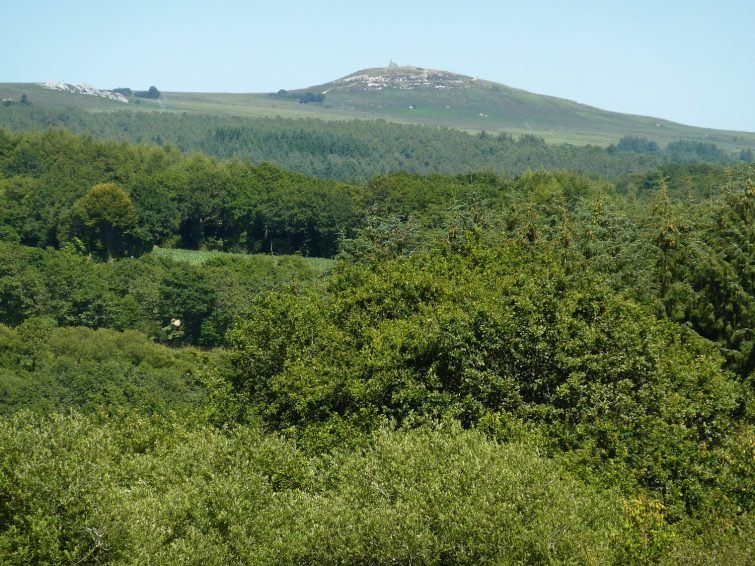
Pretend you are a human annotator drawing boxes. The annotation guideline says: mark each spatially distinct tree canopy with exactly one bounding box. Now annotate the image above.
[59,182,140,259]
[0,128,753,563]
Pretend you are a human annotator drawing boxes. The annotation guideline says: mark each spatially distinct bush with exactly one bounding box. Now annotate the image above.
[0,414,625,564]
[229,239,743,516]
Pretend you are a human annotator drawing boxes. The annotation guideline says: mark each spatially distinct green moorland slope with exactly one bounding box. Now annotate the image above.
[1,95,750,185]
[3,65,755,151]
[295,66,755,150]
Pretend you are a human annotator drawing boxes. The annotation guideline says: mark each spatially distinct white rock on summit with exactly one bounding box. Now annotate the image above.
[38,81,128,103]
[334,69,472,92]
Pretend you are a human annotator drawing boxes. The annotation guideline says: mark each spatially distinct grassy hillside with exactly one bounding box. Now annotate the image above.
[0,83,159,112]
[293,66,755,151]
[3,65,755,151]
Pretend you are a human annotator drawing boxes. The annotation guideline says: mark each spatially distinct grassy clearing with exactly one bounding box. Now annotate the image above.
[150,246,335,273]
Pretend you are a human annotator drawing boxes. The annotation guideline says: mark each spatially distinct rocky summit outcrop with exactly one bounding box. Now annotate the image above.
[323,67,476,93]
[39,81,128,103]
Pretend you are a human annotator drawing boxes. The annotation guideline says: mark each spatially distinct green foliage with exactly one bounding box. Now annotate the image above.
[0,322,212,416]
[666,140,728,163]
[0,414,629,564]
[0,129,361,255]
[268,425,624,564]
[0,129,182,250]
[667,512,755,565]
[156,261,216,344]
[338,212,422,264]
[0,242,329,347]
[59,182,142,259]
[295,91,326,104]
[0,123,754,561]
[133,85,161,99]
[0,242,45,325]
[638,172,755,376]
[229,238,744,516]
[609,135,661,154]
[617,496,675,565]
[0,106,740,185]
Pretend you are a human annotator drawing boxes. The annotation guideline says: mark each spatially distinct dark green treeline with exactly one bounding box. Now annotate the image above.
[0,104,746,183]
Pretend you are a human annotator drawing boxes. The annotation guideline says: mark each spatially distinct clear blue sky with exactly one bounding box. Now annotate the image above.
[4,0,754,131]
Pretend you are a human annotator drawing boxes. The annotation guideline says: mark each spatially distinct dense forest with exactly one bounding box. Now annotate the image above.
[1,126,754,563]
[0,104,749,183]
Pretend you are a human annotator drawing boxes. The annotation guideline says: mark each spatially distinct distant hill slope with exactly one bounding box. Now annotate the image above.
[2,65,755,152]
[294,66,755,150]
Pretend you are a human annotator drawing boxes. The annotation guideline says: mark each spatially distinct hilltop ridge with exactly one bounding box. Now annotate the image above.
[2,64,755,151]
[315,66,477,93]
